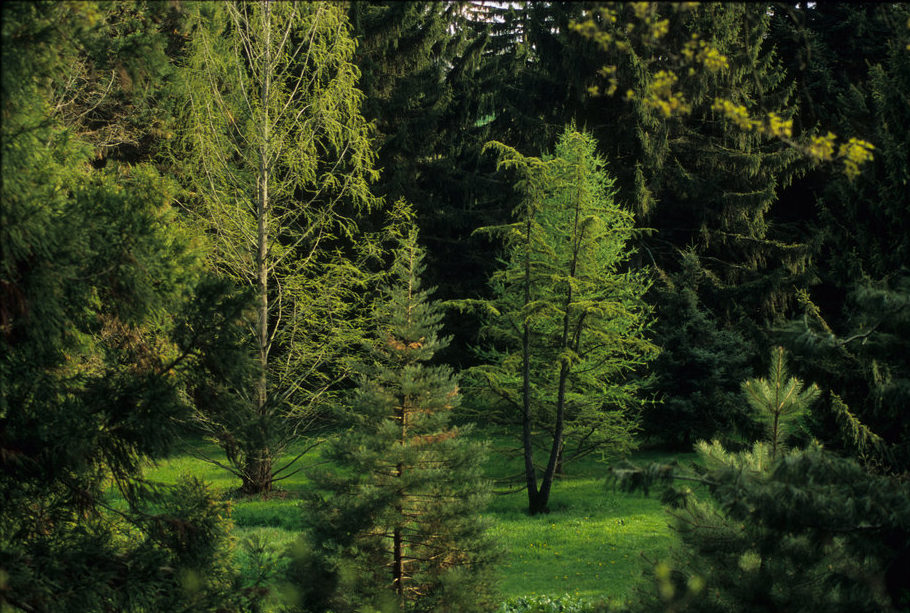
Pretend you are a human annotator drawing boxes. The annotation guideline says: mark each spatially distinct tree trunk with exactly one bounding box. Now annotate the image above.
[555,441,565,476]
[521,214,541,514]
[248,0,272,498]
[393,392,407,596]
[241,452,273,495]
[533,189,580,514]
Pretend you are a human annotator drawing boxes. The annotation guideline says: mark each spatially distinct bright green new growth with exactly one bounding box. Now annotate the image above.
[297,204,500,612]
[742,346,819,460]
[471,127,657,515]
[176,1,378,494]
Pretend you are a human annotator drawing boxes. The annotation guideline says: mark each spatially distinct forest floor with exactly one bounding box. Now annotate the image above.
[131,428,690,606]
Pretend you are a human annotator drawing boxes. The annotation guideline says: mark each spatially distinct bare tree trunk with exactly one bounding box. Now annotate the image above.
[248,0,272,495]
[393,390,407,597]
[521,214,542,514]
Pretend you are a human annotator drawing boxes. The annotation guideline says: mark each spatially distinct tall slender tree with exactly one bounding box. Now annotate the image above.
[470,128,656,515]
[176,1,377,494]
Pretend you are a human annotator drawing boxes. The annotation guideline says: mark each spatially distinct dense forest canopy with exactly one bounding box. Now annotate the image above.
[2,1,908,612]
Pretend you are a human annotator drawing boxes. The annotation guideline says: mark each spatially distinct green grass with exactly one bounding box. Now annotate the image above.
[480,433,690,603]
[132,431,689,604]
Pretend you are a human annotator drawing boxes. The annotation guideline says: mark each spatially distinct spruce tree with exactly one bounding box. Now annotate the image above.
[295,207,500,612]
[347,1,519,369]
[644,252,756,449]
[772,3,910,472]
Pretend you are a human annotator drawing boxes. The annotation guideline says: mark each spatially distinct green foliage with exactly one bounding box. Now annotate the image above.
[347,1,520,369]
[644,254,756,448]
[613,444,910,612]
[465,127,656,515]
[559,4,820,446]
[772,4,910,472]
[48,0,186,166]
[294,211,501,612]
[497,593,601,613]
[1,3,252,609]
[741,347,820,460]
[610,342,907,611]
[174,0,379,493]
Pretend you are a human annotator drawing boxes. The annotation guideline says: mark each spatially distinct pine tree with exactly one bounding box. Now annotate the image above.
[175,0,378,494]
[295,206,500,612]
[611,350,906,612]
[612,443,910,612]
[49,1,187,168]
[468,128,656,515]
[742,347,819,461]
[1,3,250,609]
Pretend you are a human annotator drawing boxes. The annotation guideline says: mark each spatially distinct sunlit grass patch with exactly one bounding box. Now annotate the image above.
[120,429,689,604]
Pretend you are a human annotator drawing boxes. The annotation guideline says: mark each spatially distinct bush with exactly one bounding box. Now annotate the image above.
[497,594,603,613]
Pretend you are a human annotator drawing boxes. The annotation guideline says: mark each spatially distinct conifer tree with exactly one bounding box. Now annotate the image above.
[611,350,906,612]
[613,444,910,612]
[644,253,757,449]
[347,1,519,369]
[469,128,656,515]
[772,3,910,472]
[1,3,251,609]
[295,206,500,612]
[175,1,378,494]
[742,347,819,461]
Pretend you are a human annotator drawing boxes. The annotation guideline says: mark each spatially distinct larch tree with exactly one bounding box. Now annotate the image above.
[295,204,500,613]
[469,128,657,515]
[176,0,378,494]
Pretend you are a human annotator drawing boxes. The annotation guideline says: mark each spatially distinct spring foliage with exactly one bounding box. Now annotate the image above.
[175,0,378,493]
[466,128,656,514]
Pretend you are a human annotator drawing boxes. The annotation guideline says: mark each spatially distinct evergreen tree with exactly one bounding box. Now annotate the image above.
[742,347,819,461]
[469,128,656,515]
[567,4,823,446]
[49,1,187,168]
[1,3,252,609]
[347,1,519,370]
[175,0,378,494]
[294,206,500,612]
[772,3,910,472]
[611,352,906,612]
[644,252,756,449]
[613,443,910,612]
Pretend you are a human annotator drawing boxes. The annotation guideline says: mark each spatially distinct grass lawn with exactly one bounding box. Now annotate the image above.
[135,429,690,605]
